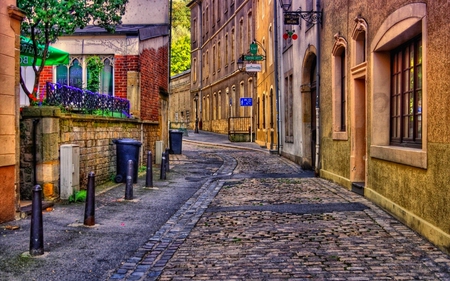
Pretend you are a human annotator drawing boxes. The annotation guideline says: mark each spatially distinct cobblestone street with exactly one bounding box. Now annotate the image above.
[107,133,450,281]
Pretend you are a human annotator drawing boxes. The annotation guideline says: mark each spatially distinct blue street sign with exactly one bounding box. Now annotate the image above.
[240,97,252,106]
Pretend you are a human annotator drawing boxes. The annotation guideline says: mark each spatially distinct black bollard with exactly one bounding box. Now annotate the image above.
[84,172,96,226]
[160,153,166,180]
[145,151,153,187]
[125,159,134,200]
[165,148,170,172]
[30,185,44,256]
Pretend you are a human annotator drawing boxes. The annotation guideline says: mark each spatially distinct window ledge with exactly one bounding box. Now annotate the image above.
[333,131,348,140]
[370,145,427,169]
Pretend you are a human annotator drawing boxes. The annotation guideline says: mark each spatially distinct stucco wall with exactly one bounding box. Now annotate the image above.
[320,0,450,254]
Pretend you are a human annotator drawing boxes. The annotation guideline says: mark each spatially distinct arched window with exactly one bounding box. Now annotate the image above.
[332,34,348,139]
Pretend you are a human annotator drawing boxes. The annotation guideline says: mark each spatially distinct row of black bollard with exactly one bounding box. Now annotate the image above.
[146,151,153,187]
[160,148,171,180]
[30,150,160,256]
[125,160,134,200]
[84,172,96,226]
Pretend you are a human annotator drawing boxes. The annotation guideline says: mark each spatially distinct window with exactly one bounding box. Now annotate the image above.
[332,35,347,139]
[193,57,197,83]
[247,12,253,43]
[212,46,216,75]
[284,73,293,142]
[390,36,422,147]
[239,19,244,56]
[225,34,229,66]
[56,56,114,96]
[217,41,221,71]
[371,3,427,169]
[231,28,235,63]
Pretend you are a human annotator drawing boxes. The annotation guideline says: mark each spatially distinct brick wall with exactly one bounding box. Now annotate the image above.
[140,46,168,122]
[114,55,139,99]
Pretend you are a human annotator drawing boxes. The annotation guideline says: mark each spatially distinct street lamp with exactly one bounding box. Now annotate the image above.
[194,93,199,133]
[279,0,322,26]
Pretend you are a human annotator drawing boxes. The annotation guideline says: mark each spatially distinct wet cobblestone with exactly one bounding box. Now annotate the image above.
[106,139,450,281]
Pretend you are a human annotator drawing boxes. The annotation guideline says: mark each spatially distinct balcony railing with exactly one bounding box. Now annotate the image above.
[45,82,131,118]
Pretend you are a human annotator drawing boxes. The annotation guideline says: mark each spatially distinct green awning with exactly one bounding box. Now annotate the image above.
[20,36,69,66]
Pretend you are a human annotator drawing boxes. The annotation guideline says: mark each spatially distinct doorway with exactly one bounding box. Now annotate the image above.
[351,77,366,194]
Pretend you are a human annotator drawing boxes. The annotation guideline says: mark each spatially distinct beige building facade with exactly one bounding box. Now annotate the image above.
[254,0,278,151]
[319,1,450,254]
[169,69,192,127]
[188,0,256,136]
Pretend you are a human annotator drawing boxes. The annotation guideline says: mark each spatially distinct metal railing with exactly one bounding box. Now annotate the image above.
[45,82,131,118]
[228,117,251,134]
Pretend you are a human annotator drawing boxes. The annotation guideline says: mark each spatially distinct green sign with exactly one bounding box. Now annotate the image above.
[249,42,258,55]
[244,55,264,61]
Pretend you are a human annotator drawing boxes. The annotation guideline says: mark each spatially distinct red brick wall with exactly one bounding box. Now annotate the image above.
[139,46,168,122]
[37,66,53,98]
[114,55,139,99]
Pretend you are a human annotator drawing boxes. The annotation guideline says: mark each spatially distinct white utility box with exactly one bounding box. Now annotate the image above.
[60,144,80,199]
[155,141,164,164]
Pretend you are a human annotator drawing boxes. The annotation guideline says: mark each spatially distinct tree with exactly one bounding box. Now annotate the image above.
[171,0,191,76]
[171,35,191,76]
[18,0,128,104]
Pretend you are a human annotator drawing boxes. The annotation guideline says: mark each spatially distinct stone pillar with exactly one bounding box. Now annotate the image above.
[21,107,62,200]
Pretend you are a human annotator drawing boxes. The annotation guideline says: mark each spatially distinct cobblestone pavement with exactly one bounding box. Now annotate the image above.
[106,137,450,281]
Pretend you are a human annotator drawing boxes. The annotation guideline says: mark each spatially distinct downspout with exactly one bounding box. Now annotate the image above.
[196,0,202,130]
[314,0,322,176]
[168,0,173,146]
[274,0,282,155]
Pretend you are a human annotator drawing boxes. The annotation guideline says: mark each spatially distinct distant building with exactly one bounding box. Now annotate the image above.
[169,69,192,128]
[188,0,256,136]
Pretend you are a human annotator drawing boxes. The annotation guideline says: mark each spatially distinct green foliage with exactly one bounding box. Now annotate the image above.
[18,0,128,103]
[68,190,87,203]
[86,56,104,93]
[172,0,191,29]
[171,36,191,76]
[171,0,191,75]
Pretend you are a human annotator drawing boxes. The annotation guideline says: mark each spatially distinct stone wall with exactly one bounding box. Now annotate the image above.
[20,106,160,200]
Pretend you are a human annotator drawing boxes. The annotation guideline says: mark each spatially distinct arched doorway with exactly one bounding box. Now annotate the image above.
[301,49,317,170]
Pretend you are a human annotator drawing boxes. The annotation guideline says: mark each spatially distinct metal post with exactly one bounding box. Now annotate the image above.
[145,151,153,187]
[84,172,96,226]
[125,160,134,200]
[165,148,170,172]
[30,185,44,256]
[160,153,166,180]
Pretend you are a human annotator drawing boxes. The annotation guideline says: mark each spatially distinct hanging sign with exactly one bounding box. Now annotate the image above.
[249,42,258,54]
[284,13,300,25]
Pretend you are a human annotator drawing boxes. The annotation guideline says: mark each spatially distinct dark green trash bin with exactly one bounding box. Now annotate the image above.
[169,130,183,154]
[113,138,142,183]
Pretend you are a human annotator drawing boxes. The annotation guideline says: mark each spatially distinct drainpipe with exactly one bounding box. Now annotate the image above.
[168,0,173,146]
[314,0,322,176]
[196,0,203,130]
[274,0,282,156]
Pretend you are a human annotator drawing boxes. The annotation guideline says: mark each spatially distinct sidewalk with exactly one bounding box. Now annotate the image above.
[182,130,268,152]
